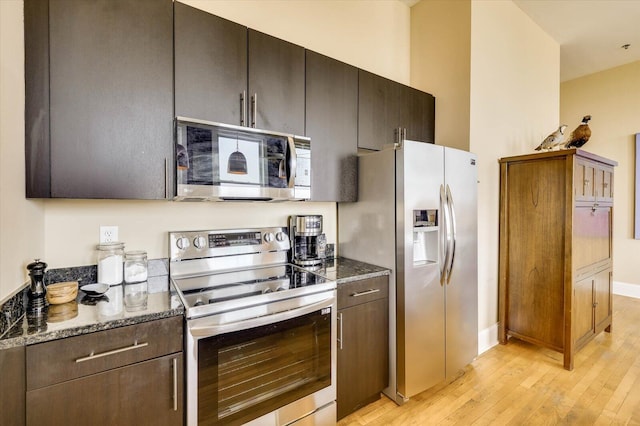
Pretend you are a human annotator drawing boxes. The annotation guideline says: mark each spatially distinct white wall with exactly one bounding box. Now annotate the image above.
[410,0,471,151]
[0,0,411,301]
[561,60,640,289]
[0,0,45,302]
[182,0,411,85]
[469,0,560,333]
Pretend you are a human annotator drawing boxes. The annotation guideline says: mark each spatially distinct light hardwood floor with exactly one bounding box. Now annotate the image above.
[338,294,640,425]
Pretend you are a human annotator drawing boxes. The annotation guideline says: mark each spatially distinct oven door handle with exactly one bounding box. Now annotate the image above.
[189,296,334,337]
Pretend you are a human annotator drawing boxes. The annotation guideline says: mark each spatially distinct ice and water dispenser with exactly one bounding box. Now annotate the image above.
[413,209,438,264]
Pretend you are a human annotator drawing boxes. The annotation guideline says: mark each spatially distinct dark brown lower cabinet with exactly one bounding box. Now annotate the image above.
[25,316,183,425]
[337,276,389,420]
[0,346,25,425]
[26,354,183,425]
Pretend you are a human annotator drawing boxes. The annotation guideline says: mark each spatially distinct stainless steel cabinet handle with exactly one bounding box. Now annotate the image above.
[337,312,343,350]
[240,91,246,127]
[75,341,149,363]
[251,93,257,128]
[172,357,178,411]
[350,289,380,297]
[164,158,169,199]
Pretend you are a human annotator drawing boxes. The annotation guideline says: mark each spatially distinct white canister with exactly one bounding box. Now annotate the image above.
[96,242,125,285]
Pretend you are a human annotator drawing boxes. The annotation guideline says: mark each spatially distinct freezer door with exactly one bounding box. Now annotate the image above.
[444,148,478,380]
[397,141,446,398]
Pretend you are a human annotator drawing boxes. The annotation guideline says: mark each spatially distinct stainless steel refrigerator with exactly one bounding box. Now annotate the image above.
[338,140,478,404]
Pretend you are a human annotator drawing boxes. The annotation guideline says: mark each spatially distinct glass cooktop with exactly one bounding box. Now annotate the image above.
[172,263,334,319]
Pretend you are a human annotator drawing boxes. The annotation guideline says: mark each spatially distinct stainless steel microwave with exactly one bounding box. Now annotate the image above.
[174,118,311,201]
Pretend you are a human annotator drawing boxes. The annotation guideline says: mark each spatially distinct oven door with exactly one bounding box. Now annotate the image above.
[175,118,305,201]
[185,291,336,426]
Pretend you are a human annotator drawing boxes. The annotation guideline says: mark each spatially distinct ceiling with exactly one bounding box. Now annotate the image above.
[404,0,640,82]
[513,0,640,81]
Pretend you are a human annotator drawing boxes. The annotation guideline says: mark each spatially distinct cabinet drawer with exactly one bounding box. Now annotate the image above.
[27,316,183,390]
[338,276,388,309]
[26,353,183,426]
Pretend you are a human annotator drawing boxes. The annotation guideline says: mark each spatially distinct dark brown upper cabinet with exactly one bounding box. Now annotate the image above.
[174,2,305,136]
[358,69,435,151]
[248,30,305,135]
[25,0,174,199]
[174,2,247,128]
[305,51,358,202]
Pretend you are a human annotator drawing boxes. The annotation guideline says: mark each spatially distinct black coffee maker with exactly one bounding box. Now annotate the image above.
[289,215,326,266]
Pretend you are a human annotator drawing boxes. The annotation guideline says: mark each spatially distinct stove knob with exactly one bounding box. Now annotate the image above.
[176,237,190,250]
[275,232,286,242]
[264,232,274,243]
[193,236,207,249]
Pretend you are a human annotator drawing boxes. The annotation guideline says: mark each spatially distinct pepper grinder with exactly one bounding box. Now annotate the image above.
[27,259,48,299]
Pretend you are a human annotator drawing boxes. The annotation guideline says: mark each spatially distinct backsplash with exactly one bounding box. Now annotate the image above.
[0,289,26,338]
[0,259,169,338]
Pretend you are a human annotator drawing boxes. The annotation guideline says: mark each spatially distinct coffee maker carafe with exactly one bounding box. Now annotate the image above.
[289,215,326,266]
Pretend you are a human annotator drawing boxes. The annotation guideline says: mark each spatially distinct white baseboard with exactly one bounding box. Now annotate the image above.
[478,322,499,355]
[613,281,640,299]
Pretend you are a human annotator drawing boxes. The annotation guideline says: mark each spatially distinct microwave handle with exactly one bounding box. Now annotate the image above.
[287,137,298,188]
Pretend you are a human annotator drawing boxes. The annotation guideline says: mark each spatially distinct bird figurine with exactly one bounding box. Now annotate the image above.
[535,124,567,151]
[564,115,592,148]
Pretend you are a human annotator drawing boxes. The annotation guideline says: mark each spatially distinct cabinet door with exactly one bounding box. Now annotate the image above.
[305,51,358,202]
[48,0,173,199]
[594,165,614,203]
[573,275,594,345]
[400,85,435,144]
[574,158,595,202]
[573,207,612,270]
[358,69,399,151]
[26,353,183,425]
[175,2,247,126]
[594,268,612,330]
[248,29,305,135]
[0,346,25,426]
[358,70,435,150]
[337,298,388,420]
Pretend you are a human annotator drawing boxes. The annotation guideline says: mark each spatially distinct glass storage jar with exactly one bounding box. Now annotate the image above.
[96,242,125,285]
[124,250,148,312]
[124,250,148,283]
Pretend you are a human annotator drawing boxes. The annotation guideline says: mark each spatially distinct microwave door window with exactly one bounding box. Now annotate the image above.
[218,136,262,185]
[266,137,288,188]
[186,126,219,185]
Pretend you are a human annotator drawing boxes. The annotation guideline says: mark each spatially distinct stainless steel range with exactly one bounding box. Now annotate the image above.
[169,227,337,426]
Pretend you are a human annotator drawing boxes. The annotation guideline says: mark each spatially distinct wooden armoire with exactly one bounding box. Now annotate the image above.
[498,148,617,370]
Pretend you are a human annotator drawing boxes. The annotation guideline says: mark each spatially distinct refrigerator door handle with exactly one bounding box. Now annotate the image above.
[446,184,457,284]
[440,184,450,285]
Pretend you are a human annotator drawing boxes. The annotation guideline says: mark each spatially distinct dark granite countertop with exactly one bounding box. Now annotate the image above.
[0,257,385,351]
[320,257,390,284]
[0,282,183,350]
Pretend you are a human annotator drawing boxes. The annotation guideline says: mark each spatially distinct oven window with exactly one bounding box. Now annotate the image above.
[197,309,332,425]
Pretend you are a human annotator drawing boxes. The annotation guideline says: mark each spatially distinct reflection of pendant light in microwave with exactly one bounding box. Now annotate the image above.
[227,137,248,175]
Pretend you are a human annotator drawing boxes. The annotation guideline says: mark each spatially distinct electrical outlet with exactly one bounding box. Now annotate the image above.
[100,226,119,243]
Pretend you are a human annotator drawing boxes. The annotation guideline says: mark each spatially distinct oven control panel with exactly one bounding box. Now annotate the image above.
[169,227,290,262]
